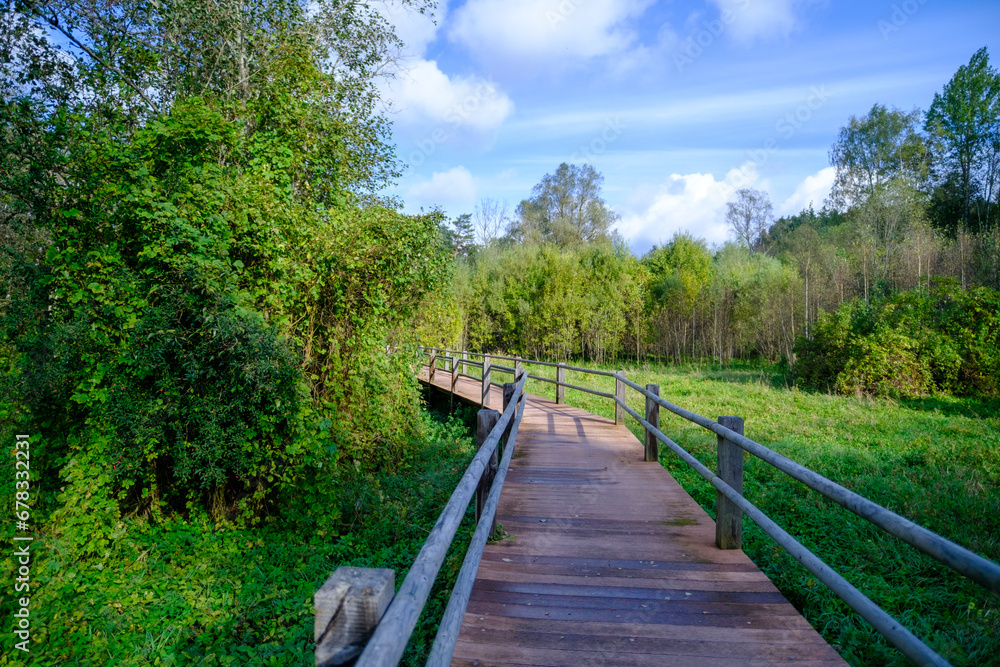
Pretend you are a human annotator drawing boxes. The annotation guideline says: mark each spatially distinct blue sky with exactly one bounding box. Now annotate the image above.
[378,0,1000,253]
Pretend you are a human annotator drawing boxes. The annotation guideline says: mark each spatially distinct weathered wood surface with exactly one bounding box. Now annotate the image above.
[418,368,845,666]
[314,567,394,667]
[716,416,746,550]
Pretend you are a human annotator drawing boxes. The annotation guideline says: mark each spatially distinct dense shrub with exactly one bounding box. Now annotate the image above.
[793,282,1000,397]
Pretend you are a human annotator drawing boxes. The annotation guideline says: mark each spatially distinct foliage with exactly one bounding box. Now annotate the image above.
[725,187,773,253]
[508,163,619,246]
[1,0,450,541]
[793,282,1000,398]
[828,103,927,211]
[925,47,1000,233]
[0,401,478,666]
[460,240,644,361]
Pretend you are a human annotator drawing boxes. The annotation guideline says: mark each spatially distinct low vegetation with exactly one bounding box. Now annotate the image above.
[0,394,478,665]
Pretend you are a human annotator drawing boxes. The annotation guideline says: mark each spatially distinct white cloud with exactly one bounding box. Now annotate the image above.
[708,0,802,45]
[377,0,447,57]
[619,163,762,248]
[406,166,478,213]
[377,1,513,136]
[383,60,513,131]
[449,0,654,68]
[779,167,835,215]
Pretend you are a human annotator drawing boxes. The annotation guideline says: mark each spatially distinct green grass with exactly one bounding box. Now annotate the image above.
[486,358,1000,666]
[0,396,479,666]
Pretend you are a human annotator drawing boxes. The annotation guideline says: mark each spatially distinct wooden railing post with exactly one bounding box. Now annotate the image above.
[475,409,500,536]
[556,363,565,404]
[449,356,458,412]
[315,566,394,667]
[481,355,491,407]
[644,384,660,462]
[502,382,517,458]
[716,416,745,550]
[614,370,626,425]
[461,351,468,376]
[428,350,437,383]
[515,357,523,380]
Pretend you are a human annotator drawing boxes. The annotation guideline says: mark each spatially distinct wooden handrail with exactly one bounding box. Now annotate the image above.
[326,368,528,666]
[416,347,1000,667]
[426,376,528,665]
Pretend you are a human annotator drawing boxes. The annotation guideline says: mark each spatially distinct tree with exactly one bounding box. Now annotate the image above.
[1,0,449,527]
[726,188,773,253]
[925,47,1000,232]
[828,104,926,211]
[510,163,618,246]
[473,197,510,246]
[643,233,713,360]
[449,212,475,257]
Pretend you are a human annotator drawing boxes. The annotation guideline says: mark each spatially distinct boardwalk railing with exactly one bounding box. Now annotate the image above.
[313,363,527,667]
[419,347,1000,667]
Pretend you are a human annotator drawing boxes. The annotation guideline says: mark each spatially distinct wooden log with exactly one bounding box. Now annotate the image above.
[476,409,501,535]
[615,370,626,425]
[482,355,491,407]
[644,384,660,462]
[556,363,566,404]
[315,566,394,667]
[716,416,745,550]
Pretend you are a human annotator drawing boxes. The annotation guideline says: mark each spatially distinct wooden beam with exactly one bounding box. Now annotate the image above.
[556,363,565,404]
[716,415,745,550]
[614,370,626,425]
[314,566,394,667]
[644,384,660,462]
[476,409,501,537]
[481,355,491,407]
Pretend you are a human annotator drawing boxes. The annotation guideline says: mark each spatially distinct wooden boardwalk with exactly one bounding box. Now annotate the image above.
[420,370,845,666]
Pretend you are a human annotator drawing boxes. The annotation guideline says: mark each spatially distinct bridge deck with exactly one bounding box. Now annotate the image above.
[420,369,844,666]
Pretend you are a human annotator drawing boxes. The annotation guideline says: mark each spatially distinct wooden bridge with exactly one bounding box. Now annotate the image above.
[312,350,1000,667]
[423,369,844,666]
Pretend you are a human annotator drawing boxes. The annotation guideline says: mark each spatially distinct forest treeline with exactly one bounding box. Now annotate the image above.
[0,0,453,539]
[420,48,1000,398]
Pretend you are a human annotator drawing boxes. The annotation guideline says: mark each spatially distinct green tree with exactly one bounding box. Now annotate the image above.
[925,47,1000,232]
[510,163,619,246]
[828,103,927,211]
[643,233,713,359]
[1,0,448,530]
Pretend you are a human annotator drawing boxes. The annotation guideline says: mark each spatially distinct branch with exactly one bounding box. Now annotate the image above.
[33,8,160,114]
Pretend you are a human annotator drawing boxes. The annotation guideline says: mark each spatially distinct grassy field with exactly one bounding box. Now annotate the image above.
[0,394,479,666]
[478,358,1000,666]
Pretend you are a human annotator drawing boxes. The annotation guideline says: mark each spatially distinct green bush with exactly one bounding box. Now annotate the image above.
[793,282,1000,398]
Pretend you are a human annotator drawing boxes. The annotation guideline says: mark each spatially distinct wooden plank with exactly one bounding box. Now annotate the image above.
[415,368,844,665]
